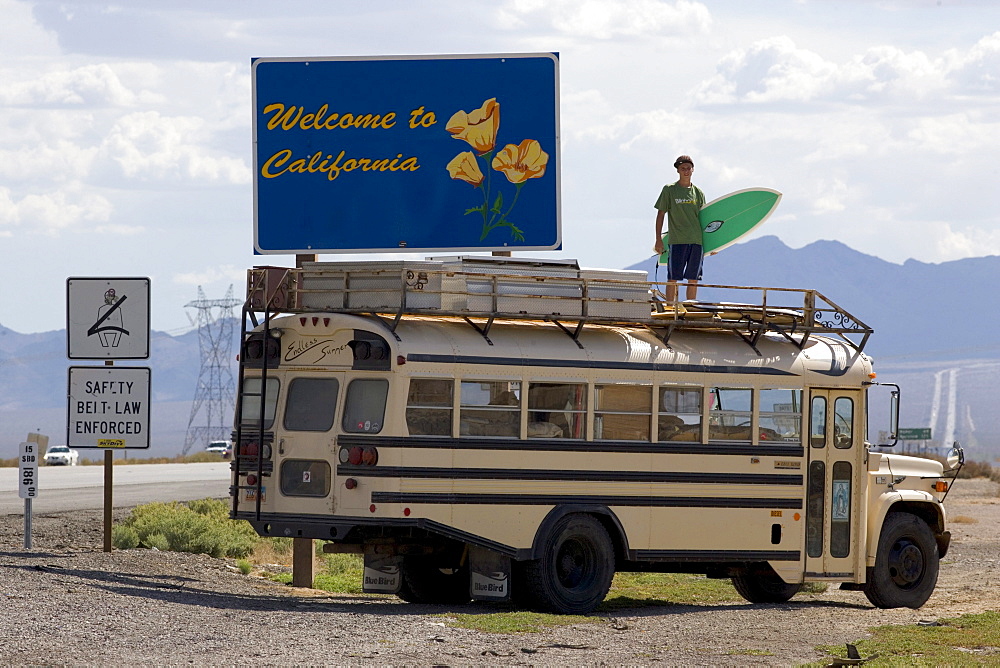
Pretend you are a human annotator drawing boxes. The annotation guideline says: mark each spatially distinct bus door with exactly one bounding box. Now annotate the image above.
[274,373,346,507]
[804,389,865,579]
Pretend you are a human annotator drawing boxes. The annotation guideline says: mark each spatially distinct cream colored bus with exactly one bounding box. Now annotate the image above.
[231,259,961,614]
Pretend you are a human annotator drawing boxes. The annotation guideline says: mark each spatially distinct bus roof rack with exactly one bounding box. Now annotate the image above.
[244,259,873,354]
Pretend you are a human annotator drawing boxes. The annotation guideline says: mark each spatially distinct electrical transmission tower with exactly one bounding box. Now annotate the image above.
[182,285,242,455]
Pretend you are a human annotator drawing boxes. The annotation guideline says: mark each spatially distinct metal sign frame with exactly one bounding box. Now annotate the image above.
[67,366,152,449]
[18,441,38,499]
[252,52,561,255]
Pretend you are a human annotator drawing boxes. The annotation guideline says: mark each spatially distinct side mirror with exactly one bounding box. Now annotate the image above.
[945,443,965,476]
[888,389,899,444]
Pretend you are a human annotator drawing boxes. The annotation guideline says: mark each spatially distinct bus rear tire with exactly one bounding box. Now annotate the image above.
[396,555,471,605]
[731,563,800,604]
[864,511,939,609]
[522,514,614,615]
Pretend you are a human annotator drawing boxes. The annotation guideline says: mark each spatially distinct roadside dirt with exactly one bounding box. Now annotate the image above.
[1,478,997,666]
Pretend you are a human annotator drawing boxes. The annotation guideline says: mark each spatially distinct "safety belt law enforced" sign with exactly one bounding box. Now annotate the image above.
[67,366,151,449]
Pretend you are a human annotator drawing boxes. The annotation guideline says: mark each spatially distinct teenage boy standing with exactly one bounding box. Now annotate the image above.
[654,155,706,302]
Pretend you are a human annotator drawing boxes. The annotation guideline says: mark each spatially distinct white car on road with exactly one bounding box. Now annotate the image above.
[205,440,233,458]
[44,445,80,466]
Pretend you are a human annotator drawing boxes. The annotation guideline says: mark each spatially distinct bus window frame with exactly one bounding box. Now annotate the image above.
[405,376,455,437]
[459,378,523,438]
[657,384,704,443]
[707,386,754,442]
[527,380,588,440]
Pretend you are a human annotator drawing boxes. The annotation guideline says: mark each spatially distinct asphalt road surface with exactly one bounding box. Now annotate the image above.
[0,462,231,515]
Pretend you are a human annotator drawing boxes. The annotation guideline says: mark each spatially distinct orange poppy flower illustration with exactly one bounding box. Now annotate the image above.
[491,139,549,184]
[445,98,500,155]
[446,151,484,186]
[445,98,548,242]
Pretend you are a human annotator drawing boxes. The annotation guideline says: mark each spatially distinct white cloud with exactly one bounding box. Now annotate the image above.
[99,111,250,184]
[496,0,711,40]
[0,63,146,106]
[945,31,1000,94]
[810,178,849,215]
[937,223,1000,261]
[694,36,837,104]
[172,265,246,287]
[0,140,97,183]
[0,184,113,234]
[92,223,144,236]
[0,0,60,57]
[905,112,995,154]
[694,36,951,105]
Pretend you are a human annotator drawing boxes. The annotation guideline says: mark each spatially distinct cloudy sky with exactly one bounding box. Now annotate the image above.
[1,0,998,334]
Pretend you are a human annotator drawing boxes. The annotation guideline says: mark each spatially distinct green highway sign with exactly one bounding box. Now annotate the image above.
[898,428,932,440]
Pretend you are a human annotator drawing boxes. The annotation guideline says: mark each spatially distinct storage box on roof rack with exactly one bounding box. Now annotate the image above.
[297,261,444,311]
[578,268,651,320]
[434,256,583,316]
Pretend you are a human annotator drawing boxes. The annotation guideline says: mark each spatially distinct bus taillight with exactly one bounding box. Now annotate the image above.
[341,445,378,466]
[239,441,272,460]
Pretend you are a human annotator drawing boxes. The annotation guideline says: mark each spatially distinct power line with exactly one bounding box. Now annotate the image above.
[181,285,241,455]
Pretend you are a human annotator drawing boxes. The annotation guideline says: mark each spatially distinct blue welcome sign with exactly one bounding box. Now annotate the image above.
[252,53,560,254]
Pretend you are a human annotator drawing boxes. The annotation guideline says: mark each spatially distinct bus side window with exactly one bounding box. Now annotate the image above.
[342,379,389,434]
[658,386,702,442]
[527,382,586,439]
[406,378,453,436]
[810,396,827,448]
[758,389,803,442]
[595,384,651,441]
[460,380,520,437]
[708,387,752,441]
[834,397,854,449]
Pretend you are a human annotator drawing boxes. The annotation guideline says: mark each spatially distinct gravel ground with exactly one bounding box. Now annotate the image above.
[1,478,998,666]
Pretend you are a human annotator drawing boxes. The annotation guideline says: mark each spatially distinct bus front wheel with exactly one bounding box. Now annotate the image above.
[731,563,800,604]
[864,511,939,609]
[521,514,615,614]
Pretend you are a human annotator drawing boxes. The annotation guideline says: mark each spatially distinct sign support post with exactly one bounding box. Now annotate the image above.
[292,254,316,588]
[24,498,31,550]
[104,359,114,553]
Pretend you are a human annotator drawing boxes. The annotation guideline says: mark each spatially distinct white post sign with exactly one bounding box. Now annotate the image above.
[68,366,152,449]
[18,441,38,499]
[67,277,150,360]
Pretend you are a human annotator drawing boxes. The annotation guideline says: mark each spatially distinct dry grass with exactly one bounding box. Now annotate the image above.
[0,451,228,468]
[950,515,979,524]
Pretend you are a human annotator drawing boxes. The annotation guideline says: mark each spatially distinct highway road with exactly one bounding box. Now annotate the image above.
[0,462,232,515]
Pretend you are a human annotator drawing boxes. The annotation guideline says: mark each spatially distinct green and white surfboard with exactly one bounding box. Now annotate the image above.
[659,187,782,261]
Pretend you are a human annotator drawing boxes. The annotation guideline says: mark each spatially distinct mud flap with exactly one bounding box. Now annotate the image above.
[362,546,401,594]
[469,545,511,602]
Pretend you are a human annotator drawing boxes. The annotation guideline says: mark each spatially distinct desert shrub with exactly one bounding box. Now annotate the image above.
[113,499,258,558]
[957,459,993,479]
[112,525,140,549]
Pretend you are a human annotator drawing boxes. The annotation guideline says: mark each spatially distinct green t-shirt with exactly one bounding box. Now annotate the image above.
[654,182,706,246]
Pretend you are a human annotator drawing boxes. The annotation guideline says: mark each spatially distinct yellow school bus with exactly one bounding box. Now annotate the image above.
[230,258,961,614]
